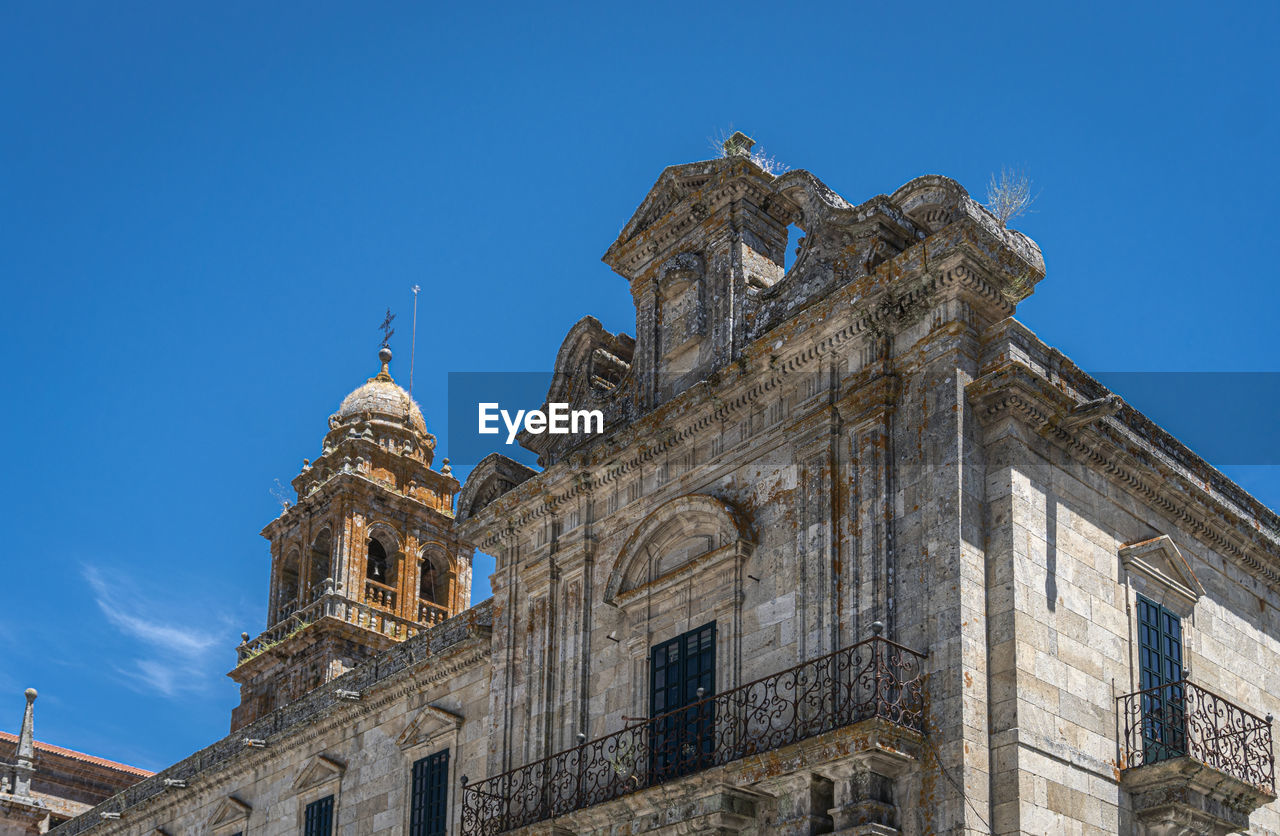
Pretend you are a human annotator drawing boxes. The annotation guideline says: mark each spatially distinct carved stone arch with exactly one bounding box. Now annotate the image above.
[365,521,402,586]
[889,174,971,233]
[416,540,452,606]
[307,527,334,596]
[365,520,403,551]
[275,547,302,622]
[772,169,852,235]
[604,494,753,605]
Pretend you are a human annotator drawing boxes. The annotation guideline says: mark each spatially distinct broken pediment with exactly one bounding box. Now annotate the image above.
[455,453,537,521]
[517,316,635,465]
[396,704,463,751]
[291,754,344,794]
[1120,535,1205,615]
[206,796,251,831]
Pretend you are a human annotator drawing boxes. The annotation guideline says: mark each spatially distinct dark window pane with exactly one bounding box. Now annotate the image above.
[410,749,450,836]
[304,795,334,836]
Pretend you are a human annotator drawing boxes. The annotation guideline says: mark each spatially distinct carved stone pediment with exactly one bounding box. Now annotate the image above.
[455,453,537,521]
[291,754,344,794]
[396,704,463,751]
[605,494,754,605]
[1121,535,1204,616]
[206,796,251,831]
[517,316,635,466]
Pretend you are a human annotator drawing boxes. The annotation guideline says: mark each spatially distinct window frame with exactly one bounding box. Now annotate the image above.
[409,749,450,836]
[303,794,335,836]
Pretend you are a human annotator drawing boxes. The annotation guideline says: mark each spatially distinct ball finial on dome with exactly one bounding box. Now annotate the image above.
[24,688,37,702]
[375,346,393,382]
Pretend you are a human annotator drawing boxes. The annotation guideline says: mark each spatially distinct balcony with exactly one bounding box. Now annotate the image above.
[462,632,926,836]
[418,598,449,626]
[364,578,398,611]
[1117,680,1276,833]
[236,584,421,666]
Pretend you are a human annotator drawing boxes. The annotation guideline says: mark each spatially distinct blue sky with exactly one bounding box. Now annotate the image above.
[1,1,1276,771]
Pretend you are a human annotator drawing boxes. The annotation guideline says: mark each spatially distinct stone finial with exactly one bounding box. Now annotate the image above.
[13,687,37,797]
[723,131,754,158]
[374,346,394,382]
[441,458,452,477]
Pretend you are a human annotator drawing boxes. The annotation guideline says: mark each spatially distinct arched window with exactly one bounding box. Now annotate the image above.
[280,565,300,602]
[367,539,389,582]
[308,532,331,600]
[277,550,301,623]
[419,559,439,602]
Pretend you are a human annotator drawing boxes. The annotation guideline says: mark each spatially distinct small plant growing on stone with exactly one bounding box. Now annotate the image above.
[709,127,790,175]
[270,478,292,511]
[985,167,1037,226]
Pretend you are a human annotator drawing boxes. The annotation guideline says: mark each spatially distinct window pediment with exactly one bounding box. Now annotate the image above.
[1120,535,1204,616]
[291,754,344,794]
[605,494,753,605]
[396,704,463,751]
[206,796,251,831]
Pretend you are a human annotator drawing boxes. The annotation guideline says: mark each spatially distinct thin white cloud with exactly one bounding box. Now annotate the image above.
[82,566,226,698]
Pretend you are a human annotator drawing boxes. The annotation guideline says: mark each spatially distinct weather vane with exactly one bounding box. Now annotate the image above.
[379,308,396,349]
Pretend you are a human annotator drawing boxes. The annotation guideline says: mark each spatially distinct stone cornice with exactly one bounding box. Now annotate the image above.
[261,470,455,539]
[969,358,1280,588]
[461,236,1012,550]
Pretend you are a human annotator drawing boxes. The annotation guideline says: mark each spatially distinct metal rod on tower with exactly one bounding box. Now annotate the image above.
[410,285,421,398]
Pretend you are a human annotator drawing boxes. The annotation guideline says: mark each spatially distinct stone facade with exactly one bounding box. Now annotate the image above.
[55,137,1280,836]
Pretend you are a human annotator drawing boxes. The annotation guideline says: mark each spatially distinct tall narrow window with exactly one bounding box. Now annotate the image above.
[303,795,334,836]
[649,622,715,781]
[1137,594,1185,762]
[410,749,449,836]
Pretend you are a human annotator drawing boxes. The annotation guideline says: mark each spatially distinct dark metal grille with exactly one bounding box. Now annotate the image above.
[650,622,716,781]
[411,749,450,836]
[304,794,334,836]
[1118,679,1275,794]
[462,633,927,836]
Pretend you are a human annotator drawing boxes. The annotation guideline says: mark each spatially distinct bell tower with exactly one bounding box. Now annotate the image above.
[229,347,470,731]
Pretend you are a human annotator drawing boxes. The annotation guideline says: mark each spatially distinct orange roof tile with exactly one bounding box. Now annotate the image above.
[0,731,152,778]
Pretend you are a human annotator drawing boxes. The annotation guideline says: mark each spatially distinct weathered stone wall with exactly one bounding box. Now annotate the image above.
[975,321,1280,835]
[54,603,493,836]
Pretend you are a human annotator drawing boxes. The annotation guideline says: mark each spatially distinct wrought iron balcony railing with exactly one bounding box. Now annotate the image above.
[1117,679,1275,794]
[461,631,927,836]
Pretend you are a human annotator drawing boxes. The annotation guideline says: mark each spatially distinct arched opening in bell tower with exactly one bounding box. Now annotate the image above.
[366,539,389,583]
[308,530,331,601]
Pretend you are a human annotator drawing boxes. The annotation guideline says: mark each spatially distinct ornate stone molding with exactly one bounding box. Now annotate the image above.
[969,360,1280,589]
